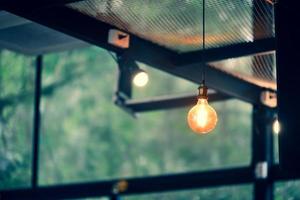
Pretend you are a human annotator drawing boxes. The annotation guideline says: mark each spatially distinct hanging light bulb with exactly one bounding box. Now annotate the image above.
[133,70,148,87]
[187,0,217,134]
[273,118,280,134]
[187,84,218,134]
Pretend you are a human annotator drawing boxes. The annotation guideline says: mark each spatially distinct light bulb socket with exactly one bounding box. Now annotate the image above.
[198,84,208,99]
[131,68,145,77]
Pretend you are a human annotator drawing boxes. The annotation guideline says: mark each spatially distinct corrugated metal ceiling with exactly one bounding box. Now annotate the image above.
[68,0,276,89]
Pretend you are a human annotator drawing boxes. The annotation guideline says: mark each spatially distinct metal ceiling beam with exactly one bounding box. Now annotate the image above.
[2,5,272,106]
[0,11,31,30]
[0,6,124,53]
[182,65,265,105]
[126,40,266,105]
[123,38,270,105]
[124,92,231,112]
[176,38,275,66]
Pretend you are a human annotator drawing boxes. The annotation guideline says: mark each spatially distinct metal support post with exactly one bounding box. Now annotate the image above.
[252,106,274,200]
[31,55,43,188]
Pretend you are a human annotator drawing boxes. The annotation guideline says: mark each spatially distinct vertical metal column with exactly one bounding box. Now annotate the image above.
[110,194,121,200]
[31,55,43,188]
[115,55,132,99]
[251,1,275,199]
[252,106,274,200]
[275,0,300,171]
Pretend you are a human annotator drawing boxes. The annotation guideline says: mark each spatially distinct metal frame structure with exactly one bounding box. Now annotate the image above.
[0,0,276,106]
[0,1,299,200]
[31,55,43,188]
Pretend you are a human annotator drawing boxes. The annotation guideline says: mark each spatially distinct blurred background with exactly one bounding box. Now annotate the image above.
[0,47,298,199]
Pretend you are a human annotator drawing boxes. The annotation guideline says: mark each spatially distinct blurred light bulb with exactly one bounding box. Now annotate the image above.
[187,98,218,134]
[273,118,280,134]
[133,71,148,87]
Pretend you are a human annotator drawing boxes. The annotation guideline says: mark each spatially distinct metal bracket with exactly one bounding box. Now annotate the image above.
[260,90,277,108]
[114,92,137,118]
[255,161,268,179]
[108,29,130,49]
[112,180,128,194]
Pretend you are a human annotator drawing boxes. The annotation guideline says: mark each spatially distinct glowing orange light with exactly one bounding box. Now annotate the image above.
[187,98,218,134]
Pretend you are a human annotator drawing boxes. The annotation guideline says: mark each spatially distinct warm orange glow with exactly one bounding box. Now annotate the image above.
[273,119,280,134]
[187,98,218,134]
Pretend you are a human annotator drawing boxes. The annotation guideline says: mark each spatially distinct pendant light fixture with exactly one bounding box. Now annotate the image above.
[187,0,218,134]
[132,69,149,87]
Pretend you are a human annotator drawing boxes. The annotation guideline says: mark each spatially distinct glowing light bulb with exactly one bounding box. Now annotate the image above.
[187,98,218,134]
[133,71,148,87]
[273,118,280,134]
[187,84,218,134]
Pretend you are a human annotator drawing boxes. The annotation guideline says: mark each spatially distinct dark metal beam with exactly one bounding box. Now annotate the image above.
[252,106,274,200]
[123,36,271,106]
[31,55,43,188]
[0,11,31,30]
[1,164,300,199]
[176,38,275,66]
[270,165,300,181]
[124,92,231,112]
[126,34,275,106]
[0,167,253,199]
[275,0,300,172]
[110,194,121,200]
[1,5,176,58]
[0,6,128,54]
[115,57,138,100]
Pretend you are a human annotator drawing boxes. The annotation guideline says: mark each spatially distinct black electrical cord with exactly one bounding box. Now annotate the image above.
[201,0,206,85]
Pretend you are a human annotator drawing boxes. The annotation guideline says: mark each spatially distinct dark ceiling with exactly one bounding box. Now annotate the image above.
[0,11,88,55]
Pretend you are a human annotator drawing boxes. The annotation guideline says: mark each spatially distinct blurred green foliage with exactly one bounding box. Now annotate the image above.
[0,47,298,199]
[0,51,34,189]
[38,47,251,185]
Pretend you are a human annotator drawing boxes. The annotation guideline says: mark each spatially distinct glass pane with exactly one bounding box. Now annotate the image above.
[0,50,34,189]
[39,47,252,185]
[275,181,300,199]
[210,53,276,90]
[124,185,253,200]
